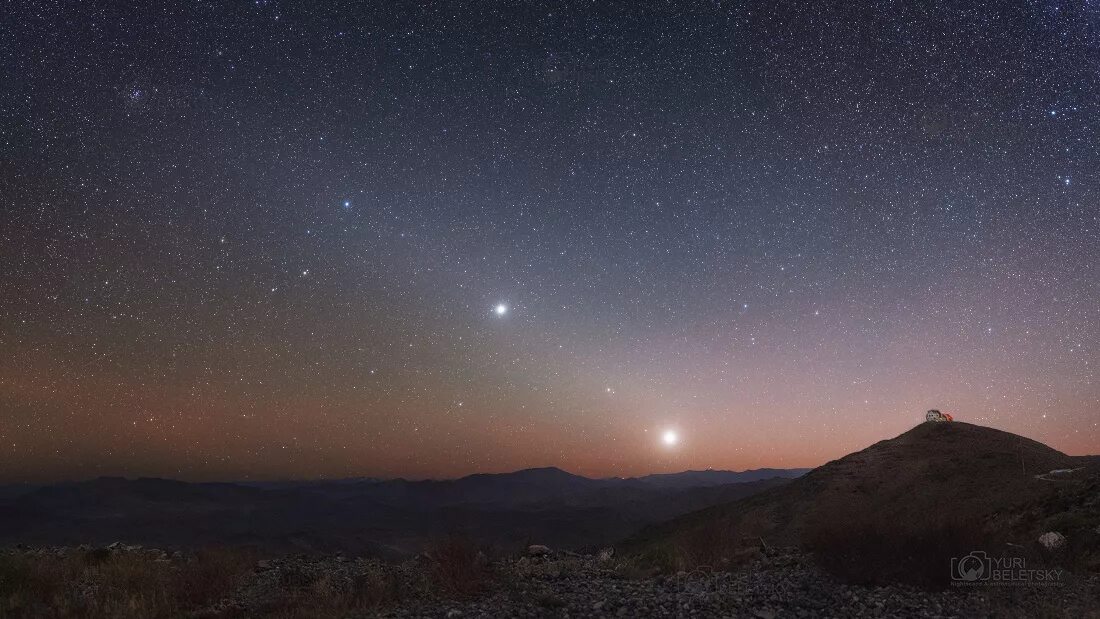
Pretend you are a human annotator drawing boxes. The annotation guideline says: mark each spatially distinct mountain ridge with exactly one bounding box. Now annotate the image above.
[0,467,808,556]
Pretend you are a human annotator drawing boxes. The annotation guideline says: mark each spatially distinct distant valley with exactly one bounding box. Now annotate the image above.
[0,467,808,556]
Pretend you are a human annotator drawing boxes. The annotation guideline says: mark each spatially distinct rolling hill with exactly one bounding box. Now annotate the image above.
[0,467,806,556]
[627,421,1096,554]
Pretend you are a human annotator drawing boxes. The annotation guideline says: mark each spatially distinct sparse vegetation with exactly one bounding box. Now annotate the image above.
[0,547,418,618]
[610,548,673,579]
[630,517,764,573]
[177,547,260,609]
[263,568,405,618]
[424,536,488,597]
[0,547,256,618]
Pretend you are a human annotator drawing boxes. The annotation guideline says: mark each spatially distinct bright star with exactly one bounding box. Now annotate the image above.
[662,430,679,446]
[494,303,508,316]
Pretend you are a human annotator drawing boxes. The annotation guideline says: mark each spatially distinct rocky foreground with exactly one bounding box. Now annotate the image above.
[205,548,1094,618]
[4,544,1096,618]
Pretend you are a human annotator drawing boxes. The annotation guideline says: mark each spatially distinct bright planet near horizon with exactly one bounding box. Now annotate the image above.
[662,430,679,447]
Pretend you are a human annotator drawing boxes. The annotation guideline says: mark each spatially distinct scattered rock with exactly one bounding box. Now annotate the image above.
[4,544,1087,618]
[1039,531,1067,550]
[597,547,614,562]
[526,544,551,557]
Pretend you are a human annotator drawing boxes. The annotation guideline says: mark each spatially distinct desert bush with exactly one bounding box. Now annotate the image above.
[0,553,85,617]
[92,554,177,616]
[0,546,259,618]
[82,548,111,566]
[175,547,258,608]
[0,546,425,618]
[661,517,766,573]
[347,568,404,608]
[805,501,998,589]
[266,567,404,619]
[610,552,669,579]
[0,554,29,597]
[425,536,488,597]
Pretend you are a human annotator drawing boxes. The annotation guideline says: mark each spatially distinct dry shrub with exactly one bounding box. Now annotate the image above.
[347,568,404,608]
[1,547,418,618]
[265,568,404,619]
[82,548,111,566]
[613,550,673,578]
[92,553,176,616]
[176,547,258,608]
[805,500,998,589]
[0,553,87,617]
[425,536,487,597]
[664,517,765,573]
[0,546,258,618]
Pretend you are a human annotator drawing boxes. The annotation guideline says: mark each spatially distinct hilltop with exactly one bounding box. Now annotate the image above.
[627,421,1097,567]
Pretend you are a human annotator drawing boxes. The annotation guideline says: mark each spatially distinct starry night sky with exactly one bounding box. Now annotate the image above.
[1,1,1098,482]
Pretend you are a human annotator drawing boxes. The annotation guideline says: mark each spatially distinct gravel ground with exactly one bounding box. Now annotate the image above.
[8,545,1093,618]
[208,548,1097,618]
[373,551,988,619]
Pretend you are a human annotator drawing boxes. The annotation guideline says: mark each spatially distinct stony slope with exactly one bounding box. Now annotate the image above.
[628,422,1086,552]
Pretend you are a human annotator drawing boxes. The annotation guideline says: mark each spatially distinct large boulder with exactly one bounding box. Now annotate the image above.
[1038,532,1066,550]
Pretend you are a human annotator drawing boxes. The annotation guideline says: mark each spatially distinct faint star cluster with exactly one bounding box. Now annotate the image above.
[0,1,1097,482]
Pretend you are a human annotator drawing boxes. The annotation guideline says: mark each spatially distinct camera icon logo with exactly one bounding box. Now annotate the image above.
[951,551,990,582]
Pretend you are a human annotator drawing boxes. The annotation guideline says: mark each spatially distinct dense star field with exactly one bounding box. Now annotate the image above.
[1,1,1097,482]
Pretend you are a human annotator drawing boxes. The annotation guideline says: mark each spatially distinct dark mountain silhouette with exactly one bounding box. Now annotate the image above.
[306,466,811,509]
[0,467,806,556]
[627,422,1094,553]
[630,468,811,488]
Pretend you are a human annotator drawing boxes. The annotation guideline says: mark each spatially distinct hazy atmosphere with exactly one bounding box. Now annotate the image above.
[4,4,1100,618]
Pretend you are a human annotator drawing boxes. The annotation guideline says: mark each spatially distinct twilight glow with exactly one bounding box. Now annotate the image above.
[1,2,1098,483]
